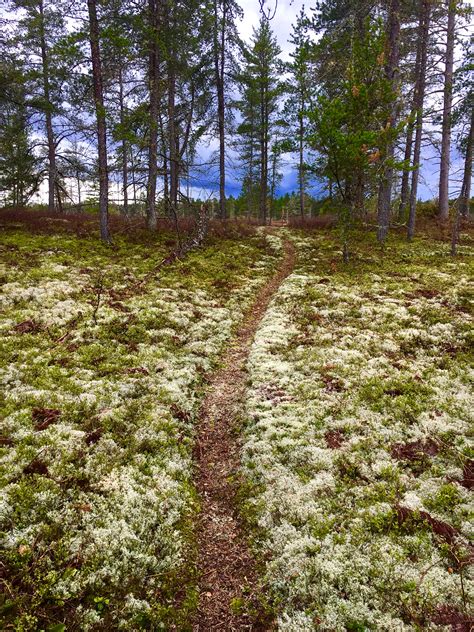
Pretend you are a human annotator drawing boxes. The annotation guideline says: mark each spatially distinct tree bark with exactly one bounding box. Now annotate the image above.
[146,0,159,230]
[259,83,266,223]
[247,112,255,218]
[87,0,111,243]
[38,0,56,213]
[377,0,400,243]
[270,148,278,224]
[118,66,129,217]
[398,27,423,222]
[213,0,227,219]
[459,105,473,218]
[438,0,456,221]
[168,65,178,212]
[407,0,431,241]
[299,98,305,218]
[398,120,414,221]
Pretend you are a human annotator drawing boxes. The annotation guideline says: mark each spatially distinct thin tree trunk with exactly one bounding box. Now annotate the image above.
[55,180,63,213]
[213,0,227,219]
[377,0,400,243]
[158,112,169,203]
[38,0,56,213]
[87,0,111,243]
[76,172,81,207]
[146,0,159,230]
[259,83,266,223]
[459,105,473,218]
[118,66,129,217]
[407,0,431,241]
[247,118,254,218]
[299,100,305,218]
[130,147,137,208]
[398,13,423,223]
[398,120,414,221]
[262,86,269,224]
[270,149,278,224]
[438,0,456,221]
[168,65,178,211]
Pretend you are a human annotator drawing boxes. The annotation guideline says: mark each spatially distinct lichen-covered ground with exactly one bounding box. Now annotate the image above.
[242,231,473,630]
[0,228,282,630]
[1,225,473,632]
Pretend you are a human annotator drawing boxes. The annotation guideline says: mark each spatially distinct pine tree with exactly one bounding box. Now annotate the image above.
[438,0,457,221]
[236,18,282,223]
[8,0,67,212]
[211,0,242,219]
[376,0,401,244]
[0,57,39,206]
[285,9,314,219]
[87,0,111,242]
[407,0,432,241]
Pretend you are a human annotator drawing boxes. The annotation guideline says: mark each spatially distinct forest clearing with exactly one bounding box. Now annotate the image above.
[1,0,474,628]
[0,217,472,631]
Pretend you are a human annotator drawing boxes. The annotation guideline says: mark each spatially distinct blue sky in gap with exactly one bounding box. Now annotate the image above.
[203,0,465,202]
[2,0,465,203]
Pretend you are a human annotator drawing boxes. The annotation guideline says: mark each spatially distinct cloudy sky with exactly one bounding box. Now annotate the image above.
[237,0,306,57]
[214,0,461,202]
[27,0,462,204]
[189,0,310,201]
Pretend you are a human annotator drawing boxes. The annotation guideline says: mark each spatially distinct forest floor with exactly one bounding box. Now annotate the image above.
[0,220,473,631]
[193,238,295,631]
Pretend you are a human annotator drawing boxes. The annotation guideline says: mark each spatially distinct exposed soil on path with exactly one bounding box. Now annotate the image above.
[192,238,296,631]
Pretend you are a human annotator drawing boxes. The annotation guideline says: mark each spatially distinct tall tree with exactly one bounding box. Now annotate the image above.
[0,89,39,206]
[213,0,227,219]
[38,0,57,212]
[438,0,456,221]
[146,0,160,230]
[376,0,401,243]
[87,0,111,242]
[9,0,66,212]
[285,9,314,219]
[210,0,242,219]
[458,106,473,218]
[237,18,281,223]
[407,0,432,241]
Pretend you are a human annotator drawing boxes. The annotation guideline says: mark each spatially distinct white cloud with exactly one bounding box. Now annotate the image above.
[237,0,306,59]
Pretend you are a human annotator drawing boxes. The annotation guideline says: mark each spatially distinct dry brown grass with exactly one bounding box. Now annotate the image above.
[288,214,337,229]
[0,208,263,243]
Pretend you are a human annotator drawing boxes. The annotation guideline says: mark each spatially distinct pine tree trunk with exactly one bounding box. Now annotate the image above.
[407,0,431,241]
[38,0,56,213]
[438,0,456,221]
[259,84,266,224]
[214,0,226,219]
[299,102,305,218]
[270,149,278,224]
[118,66,129,217]
[146,0,159,230]
[168,65,178,212]
[87,0,110,243]
[377,0,400,243]
[76,172,82,207]
[398,28,423,223]
[248,116,254,218]
[459,105,473,218]
[398,120,414,221]
[158,113,169,203]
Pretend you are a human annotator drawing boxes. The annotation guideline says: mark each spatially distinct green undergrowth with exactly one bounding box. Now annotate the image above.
[0,227,282,631]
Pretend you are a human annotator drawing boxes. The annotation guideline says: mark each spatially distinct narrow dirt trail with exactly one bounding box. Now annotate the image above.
[193,238,296,631]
